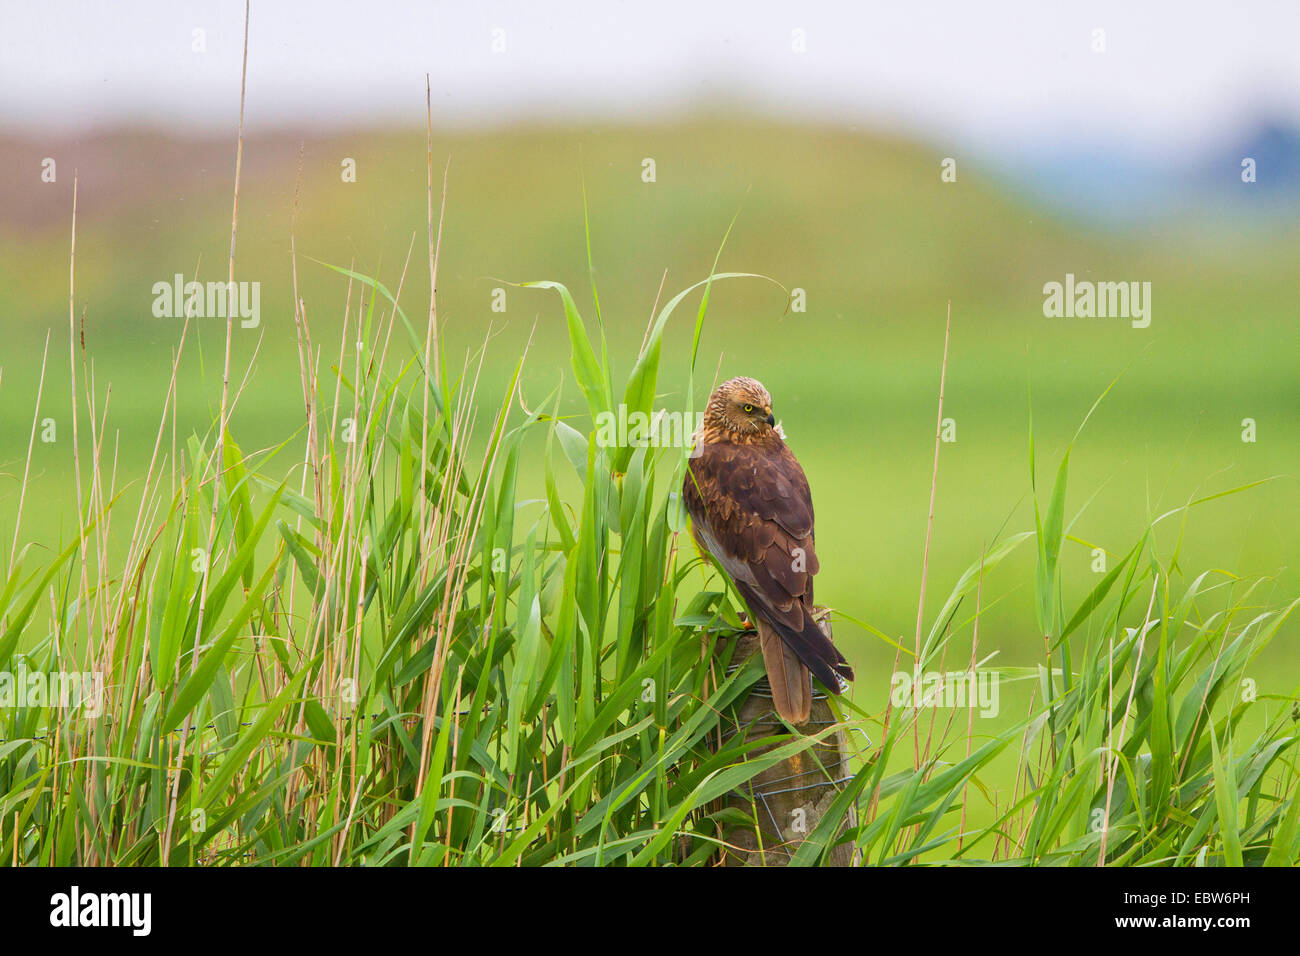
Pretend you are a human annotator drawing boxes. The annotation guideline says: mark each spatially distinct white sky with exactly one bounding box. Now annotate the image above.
[2,1,1297,155]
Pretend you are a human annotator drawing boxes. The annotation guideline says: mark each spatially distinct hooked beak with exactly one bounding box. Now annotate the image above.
[764,412,776,426]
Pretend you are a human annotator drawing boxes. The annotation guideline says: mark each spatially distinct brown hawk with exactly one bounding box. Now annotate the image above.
[682,376,854,724]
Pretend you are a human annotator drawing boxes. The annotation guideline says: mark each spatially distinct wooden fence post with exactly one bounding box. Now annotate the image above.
[715,620,857,866]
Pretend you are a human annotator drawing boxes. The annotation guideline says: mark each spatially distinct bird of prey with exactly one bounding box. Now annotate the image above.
[682,376,854,724]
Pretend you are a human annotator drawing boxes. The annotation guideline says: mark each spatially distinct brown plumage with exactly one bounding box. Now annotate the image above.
[682,377,854,724]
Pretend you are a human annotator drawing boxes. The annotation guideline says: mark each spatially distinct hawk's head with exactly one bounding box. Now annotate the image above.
[703,376,778,442]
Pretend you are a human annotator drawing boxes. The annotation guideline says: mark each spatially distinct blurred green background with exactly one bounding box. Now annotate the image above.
[2,120,1298,726]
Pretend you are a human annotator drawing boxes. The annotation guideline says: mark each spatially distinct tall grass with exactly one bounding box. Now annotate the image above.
[2,207,1298,865]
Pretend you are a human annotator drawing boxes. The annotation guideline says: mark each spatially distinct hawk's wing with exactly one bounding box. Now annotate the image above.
[682,438,854,697]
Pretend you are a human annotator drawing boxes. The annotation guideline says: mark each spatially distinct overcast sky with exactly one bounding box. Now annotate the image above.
[2,1,1297,155]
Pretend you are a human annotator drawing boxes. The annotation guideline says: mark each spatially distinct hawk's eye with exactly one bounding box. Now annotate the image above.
[742,403,754,413]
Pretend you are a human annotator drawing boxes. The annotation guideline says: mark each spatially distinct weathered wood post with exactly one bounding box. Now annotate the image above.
[715,615,857,866]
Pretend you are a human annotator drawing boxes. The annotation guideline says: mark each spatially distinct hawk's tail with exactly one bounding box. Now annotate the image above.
[758,620,812,725]
[738,584,855,697]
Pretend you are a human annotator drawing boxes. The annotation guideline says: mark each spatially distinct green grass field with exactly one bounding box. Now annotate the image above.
[1,119,1297,864]
[4,121,1297,675]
